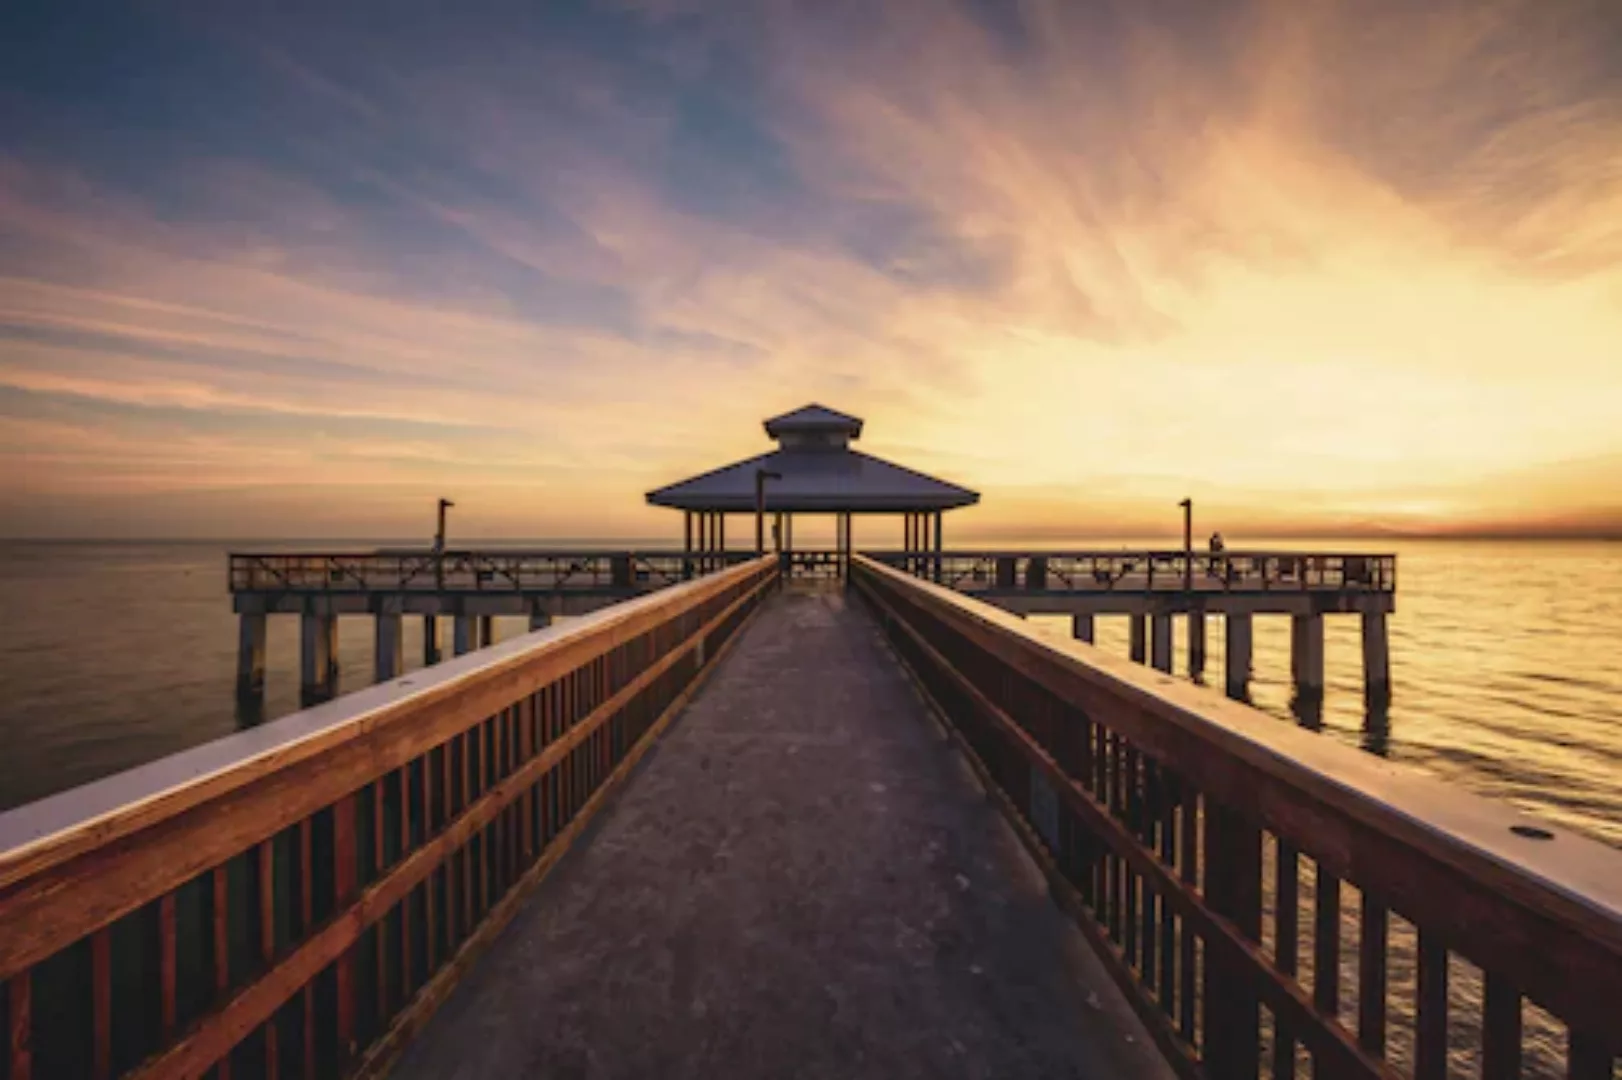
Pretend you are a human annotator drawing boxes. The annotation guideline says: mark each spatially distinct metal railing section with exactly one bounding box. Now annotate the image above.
[0,556,779,1080]
[228,549,759,594]
[850,556,1617,1080]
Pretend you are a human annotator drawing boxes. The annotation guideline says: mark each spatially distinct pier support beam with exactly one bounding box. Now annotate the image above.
[1362,612,1391,709]
[300,611,335,705]
[375,610,404,683]
[1292,614,1325,702]
[423,616,441,666]
[1225,614,1253,701]
[1188,612,1206,679]
[1150,614,1173,673]
[1129,615,1147,664]
[235,613,267,700]
[453,615,478,657]
[479,615,495,649]
[1071,614,1094,644]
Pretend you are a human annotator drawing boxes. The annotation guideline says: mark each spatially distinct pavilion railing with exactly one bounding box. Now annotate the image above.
[866,550,1396,594]
[0,555,779,1080]
[227,550,758,595]
[850,555,1619,1080]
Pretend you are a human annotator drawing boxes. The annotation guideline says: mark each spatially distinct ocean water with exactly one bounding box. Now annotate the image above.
[2,538,1616,845]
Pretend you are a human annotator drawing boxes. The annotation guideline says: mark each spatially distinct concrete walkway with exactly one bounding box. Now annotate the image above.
[392,585,1169,1080]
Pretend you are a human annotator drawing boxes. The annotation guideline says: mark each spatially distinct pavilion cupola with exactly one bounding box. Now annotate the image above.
[762,404,864,452]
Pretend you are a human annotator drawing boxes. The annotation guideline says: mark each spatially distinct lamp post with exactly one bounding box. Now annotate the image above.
[1179,497,1192,591]
[434,497,455,589]
[755,469,782,555]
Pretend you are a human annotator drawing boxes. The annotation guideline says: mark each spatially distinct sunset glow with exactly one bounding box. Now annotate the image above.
[3,0,1620,539]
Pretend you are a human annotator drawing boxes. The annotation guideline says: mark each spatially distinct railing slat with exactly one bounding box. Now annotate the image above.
[1357,897,1387,1057]
[1274,840,1300,1079]
[333,793,358,1065]
[1568,1031,1614,1080]
[1481,975,1521,1080]
[1178,783,1198,1045]
[1314,869,1341,1027]
[8,972,30,1080]
[1413,931,1448,1080]
[158,893,176,1041]
[257,842,278,1080]
[92,927,111,1080]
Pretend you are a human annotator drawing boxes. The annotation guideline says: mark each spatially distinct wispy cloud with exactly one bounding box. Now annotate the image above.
[1,0,1619,538]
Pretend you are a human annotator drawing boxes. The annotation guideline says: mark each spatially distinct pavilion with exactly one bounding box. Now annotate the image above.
[645,405,979,565]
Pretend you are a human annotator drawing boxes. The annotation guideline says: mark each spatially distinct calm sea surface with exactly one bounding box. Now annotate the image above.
[2,537,1617,845]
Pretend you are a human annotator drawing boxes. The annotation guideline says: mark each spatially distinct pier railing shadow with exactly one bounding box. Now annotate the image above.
[851,555,1619,1080]
[0,556,779,1080]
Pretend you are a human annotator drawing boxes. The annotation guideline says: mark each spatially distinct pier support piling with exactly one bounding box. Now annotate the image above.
[479,615,495,649]
[1072,614,1094,644]
[235,613,266,700]
[1362,612,1392,710]
[1292,614,1325,703]
[453,615,477,657]
[423,616,441,666]
[299,611,335,705]
[325,616,340,683]
[375,610,404,683]
[1150,614,1173,673]
[529,611,553,632]
[1129,615,1147,664]
[1188,611,1206,679]
[1225,614,1253,701]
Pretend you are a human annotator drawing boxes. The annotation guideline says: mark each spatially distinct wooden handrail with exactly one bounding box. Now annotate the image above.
[0,555,779,1079]
[850,555,1619,1079]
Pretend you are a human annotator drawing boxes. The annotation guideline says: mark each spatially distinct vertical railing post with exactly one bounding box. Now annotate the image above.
[1202,802,1262,1079]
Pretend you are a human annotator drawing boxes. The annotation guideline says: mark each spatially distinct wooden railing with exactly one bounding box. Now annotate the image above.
[850,556,1619,1080]
[0,555,779,1080]
[866,550,1397,595]
[228,549,758,595]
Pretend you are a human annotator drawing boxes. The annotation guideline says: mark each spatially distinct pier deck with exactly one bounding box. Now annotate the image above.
[392,584,1166,1079]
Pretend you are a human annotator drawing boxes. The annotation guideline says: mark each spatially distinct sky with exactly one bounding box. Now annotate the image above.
[2,0,1620,542]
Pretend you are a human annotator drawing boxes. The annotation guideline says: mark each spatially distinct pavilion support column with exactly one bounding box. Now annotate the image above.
[1129,614,1147,664]
[236,611,267,700]
[1362,612,1391,712]
[1292,613,1325,704]
[683,511,694,580]
[453,614,477,656]
[422,616,441,666]
[374,605,404,684]
[1188,610,1207,679]
[1225,614,1253,700]
[1072,614,1095,643]
[1150,613,1174,673]
[933,510,943,582]
[300,606,335,706]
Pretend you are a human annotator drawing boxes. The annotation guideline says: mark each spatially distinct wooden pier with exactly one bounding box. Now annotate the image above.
[4,406,1615,1079]
[1,555,1618,1080]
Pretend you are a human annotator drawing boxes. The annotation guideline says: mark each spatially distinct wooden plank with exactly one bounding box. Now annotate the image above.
[1413,931,1447,1080]
[1358,896,1387,1057]
[8,972,29,1080]
[1481,974,1520,1080]
[0,560,779,979]
[127,570,776,1080]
